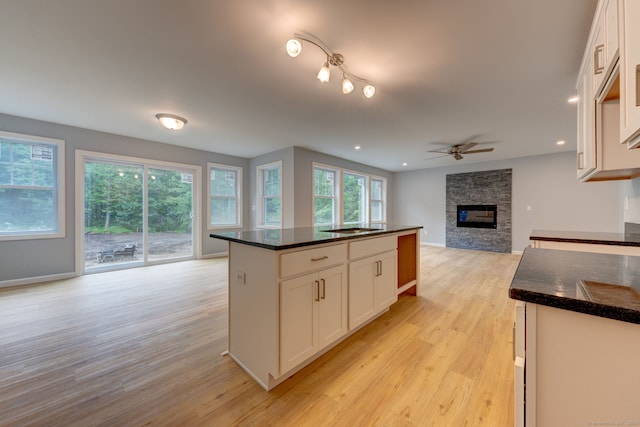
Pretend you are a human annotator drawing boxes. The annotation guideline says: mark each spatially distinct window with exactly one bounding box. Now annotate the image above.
[257,161,281,227]
[0,131,65,240]
[343,171,368,224]
[370,177,386,223]
[313,165,339,225]
[208,163,242,228]
[312,163,387,226]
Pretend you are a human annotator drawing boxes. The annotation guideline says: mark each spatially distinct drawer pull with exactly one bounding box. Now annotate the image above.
[311,256,329,262]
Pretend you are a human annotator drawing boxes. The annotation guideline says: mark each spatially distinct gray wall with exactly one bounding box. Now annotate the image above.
[392,151,623,252]
[0,113,249,282]
[623,178,640,224]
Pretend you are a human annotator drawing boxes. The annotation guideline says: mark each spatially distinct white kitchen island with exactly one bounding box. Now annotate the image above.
[210,224,421,390]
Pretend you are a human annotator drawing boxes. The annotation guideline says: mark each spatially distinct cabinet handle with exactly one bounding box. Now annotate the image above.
[379,260,382,276]
[315,280,320,302]
[577,151,584,170]
[594,44,604,75]
[636,64,640,107]
[311,256,328,262]
[321,278,326,300]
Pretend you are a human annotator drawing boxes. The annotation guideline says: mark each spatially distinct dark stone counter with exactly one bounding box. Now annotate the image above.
[530,229,640,247]
[210,224,422,250]
[509,247,640,324]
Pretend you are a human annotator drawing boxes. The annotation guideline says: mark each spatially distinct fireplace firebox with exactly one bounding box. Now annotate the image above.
[457,205,497,229]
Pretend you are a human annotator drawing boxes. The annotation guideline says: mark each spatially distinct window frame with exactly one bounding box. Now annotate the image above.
[370,176,387,224]
[312,163,341,226]
[207,162,243,229]
[0,131,65,241]
[256,161,282,229]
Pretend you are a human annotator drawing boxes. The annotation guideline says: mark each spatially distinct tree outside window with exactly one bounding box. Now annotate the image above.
[314,166,338,225]
[343,172,367,224]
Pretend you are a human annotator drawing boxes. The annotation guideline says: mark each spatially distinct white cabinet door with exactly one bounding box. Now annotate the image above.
[280,272,317,373]
[280,265,347,374]
[374,250,398,309]
[349,250,397,330]
[620,0,640,146]
[349,256,376,329]
[577,59,597,179]
[317,266,348,350]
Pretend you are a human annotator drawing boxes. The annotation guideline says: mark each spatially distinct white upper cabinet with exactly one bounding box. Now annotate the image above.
[592,0,618,95]
[576,0,640,181]
[619,0,640,147]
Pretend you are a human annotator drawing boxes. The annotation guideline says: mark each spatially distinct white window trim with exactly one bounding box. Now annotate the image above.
[0,131,65,241]
[256,160,282,229]
[207,162,243,229]
[370,175,387,224]
[312,162,341,226]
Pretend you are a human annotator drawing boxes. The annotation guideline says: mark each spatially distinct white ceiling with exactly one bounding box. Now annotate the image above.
[0,0,597,172]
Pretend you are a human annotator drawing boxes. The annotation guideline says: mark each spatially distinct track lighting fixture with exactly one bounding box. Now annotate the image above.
[286,33,376,98]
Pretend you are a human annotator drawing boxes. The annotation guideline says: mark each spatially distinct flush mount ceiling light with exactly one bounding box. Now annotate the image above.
[286,33,376,98]
[155,113,187,130]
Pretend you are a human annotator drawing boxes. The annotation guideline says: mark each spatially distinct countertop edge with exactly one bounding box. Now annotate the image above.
[209,226,422,251]
[509,287,640,325]
[529,230,640,247]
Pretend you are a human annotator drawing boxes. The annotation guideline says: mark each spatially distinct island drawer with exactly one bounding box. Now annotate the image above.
[349,235,397,260]
[280,243,347,278]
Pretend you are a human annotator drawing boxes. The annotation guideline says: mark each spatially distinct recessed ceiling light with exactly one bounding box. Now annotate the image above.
[556,140,566,146]
[567,96,579,104]
[354,145,361,150]
[402,162,408,166]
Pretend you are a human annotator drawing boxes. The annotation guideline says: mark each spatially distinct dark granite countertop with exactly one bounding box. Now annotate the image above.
[509,247,640,324]
[210,224,423,250]
[530,229,640,247]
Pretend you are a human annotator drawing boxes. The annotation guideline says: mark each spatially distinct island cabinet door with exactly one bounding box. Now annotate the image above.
[374,250,397,309]
[280,272,317,373]
[349,256,376,330]
[280,265,347,374]
[317,266,348,351]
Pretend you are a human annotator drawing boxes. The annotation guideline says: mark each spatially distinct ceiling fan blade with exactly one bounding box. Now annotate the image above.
[424,154,450,160]
[426,149,450,154]
[458,142,478,153]
[463,148,494,154]
[453,153,463,160]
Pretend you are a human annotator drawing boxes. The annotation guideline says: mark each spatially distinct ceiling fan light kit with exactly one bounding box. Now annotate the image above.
[286,33,375,98]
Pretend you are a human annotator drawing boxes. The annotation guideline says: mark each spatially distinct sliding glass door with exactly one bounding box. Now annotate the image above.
[82,156,196,272]
[147,168,193,263]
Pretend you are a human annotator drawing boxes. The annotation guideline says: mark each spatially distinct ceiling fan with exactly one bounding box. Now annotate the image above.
[425,138,495,161]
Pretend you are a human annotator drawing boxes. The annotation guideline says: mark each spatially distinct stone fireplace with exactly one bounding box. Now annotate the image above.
[446,169,512,253]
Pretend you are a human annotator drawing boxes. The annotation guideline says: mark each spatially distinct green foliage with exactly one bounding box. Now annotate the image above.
[343,173,366,223]
[84,163,192,234]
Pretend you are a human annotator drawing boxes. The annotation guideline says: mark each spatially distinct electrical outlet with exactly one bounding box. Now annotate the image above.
[423,229,428,236]
[236,271,246,284]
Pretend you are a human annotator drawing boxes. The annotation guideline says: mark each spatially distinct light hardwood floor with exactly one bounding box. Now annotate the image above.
[0,246,520,426]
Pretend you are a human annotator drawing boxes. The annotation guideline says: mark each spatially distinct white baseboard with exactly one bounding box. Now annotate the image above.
[511,250,524,255]
[201,252,229,259]
[0,272,77,289]
[421,242,446,248]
